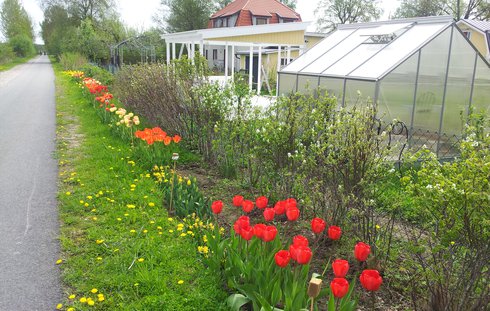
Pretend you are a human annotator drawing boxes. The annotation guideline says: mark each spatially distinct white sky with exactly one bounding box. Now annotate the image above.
[0,0,401,44]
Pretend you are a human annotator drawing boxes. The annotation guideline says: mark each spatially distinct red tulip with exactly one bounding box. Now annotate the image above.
[262,225,277,242]
[354,242,371,262]
[330,278,349,298]
[360,269,383,291]
[274,200,286,215]
[311,217,326,234]
[232,195,244,207]
[233,216,250,234]
[285,198,297,209]
[240,225,254,241]
[289,244,298,261]
[211,200,223,214]
[242,200,254,213]
[328,226,342,240]
[293,235,309,247]
[256,196,268,209]
[274,250,291,268]
[286,206,300,221]
[253,224,266,239]
[263,208,275,221]
[332,259,349,278]
[295,245,312,264]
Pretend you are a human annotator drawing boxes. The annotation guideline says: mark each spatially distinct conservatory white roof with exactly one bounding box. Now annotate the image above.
[280,16,454,80]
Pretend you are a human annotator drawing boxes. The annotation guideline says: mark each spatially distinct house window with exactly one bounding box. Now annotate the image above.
[463,31,471,39]
[281,58,293,66]
[213,49,218,60]
[256,18,267,25]
[280,18,295,23]
[205,50,208,60]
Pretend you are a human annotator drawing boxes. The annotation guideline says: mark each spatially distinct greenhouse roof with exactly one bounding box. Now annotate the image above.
[280,16,455,80]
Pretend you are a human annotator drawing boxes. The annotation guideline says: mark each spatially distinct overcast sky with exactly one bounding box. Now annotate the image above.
[2,0,401,44]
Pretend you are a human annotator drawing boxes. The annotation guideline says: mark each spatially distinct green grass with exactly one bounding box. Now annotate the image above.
[54,63,228,310]
[0,55,35,71]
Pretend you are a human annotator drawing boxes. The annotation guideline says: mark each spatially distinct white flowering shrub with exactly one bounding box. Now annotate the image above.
[400,112,490,310]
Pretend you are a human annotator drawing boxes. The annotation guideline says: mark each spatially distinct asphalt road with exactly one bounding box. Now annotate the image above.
[0,56,60,310]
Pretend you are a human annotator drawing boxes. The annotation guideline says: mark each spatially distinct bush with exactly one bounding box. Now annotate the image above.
[0,43,15,64]
[79,63,113,86]
[113,56,209,141]
[9,34,35,57]
[59,52,88,71]
[401,112,490,310]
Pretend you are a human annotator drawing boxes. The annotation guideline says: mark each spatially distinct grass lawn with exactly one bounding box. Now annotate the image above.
[54,63,228,310]
[0,55,35,71]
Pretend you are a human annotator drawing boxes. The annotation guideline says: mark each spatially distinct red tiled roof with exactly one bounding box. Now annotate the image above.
[211,0,300,20]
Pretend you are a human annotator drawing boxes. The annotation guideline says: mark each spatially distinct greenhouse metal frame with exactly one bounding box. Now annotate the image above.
[278,16,490,158]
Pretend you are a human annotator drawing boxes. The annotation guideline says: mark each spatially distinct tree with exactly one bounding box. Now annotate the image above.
[279,0,297,10]
[0,0,34,40]
[394,0,490,20]
[315,0,383,32]
[157,0,214,33]
[214,0,233,10]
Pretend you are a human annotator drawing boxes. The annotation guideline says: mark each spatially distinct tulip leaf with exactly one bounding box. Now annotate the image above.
[226,293,250,311]
[327,290,335,311]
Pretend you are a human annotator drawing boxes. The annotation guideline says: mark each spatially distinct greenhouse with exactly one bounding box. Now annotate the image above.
[278,16,490,158]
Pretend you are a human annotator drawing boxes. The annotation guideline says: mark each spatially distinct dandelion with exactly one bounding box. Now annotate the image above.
[68,294,76,299]
[87,298,95,306]
[138,258,145,262]
[130,229,136,233]
[67,308,75,311]
[65,192,71,196]
[97,257,102,261]
[148,202,155,207]
[96,239,104,244]
[56,259,63,265]
[56,303,63,309]
[178,280,184,285]
[80,297,87,303]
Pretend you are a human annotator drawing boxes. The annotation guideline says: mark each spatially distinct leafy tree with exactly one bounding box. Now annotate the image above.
[315,0,383,32]
[157,0,215,32]
[214,0,233,10]
[279,0,297,10]
[394,0,490,20]
[0,0,34,40]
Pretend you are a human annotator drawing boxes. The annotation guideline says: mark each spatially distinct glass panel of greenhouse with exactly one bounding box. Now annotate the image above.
[278,16,490,158]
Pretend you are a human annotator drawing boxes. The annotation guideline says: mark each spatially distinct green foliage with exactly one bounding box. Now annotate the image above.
[160,0,214,32]
[0,42,15,64]
[59,52,88,70]
[394,0,490,20]
[315,0,382,32]
[79,63,114,85]
[9,34,35,57]
[400,112,490,310]
[0,0,34,40]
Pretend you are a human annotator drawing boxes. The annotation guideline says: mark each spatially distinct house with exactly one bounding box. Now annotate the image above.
[456,19,490,61]
[208,0,301,28]
[162,0,325,94]
[278,16,490,158]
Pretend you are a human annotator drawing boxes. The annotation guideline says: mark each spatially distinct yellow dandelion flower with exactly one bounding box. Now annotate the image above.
[158,232,162,235]
[87,299,95,306]
[91,208,96,212]
[180,233,187,237]
[168,230,174,233]
[143,230,148,233]
[126,204,135,209]
[79,200,84,204]
[92,217,97,221]
[84,203,89,207]
[148,202,155,207]
[157,226,162,230]
[87,196,93,199]
[117,218,122,221]
[56,259,63,265]
[187,180,191,186]
[91,288,98,294]
[168,217,174,222]
[178,280,184,284]
[150,220,155,224]
[68,294,76,299]
[375,224,381,230]
[67,308,74,311]
[124,213,129,217]
[203,236,208,243]
[80,297,87,303]
[98,296,105,302]
[96,239,104,244]
[450,241,455,245]
[65,192,71,196]
[137,258,144,262]
[96,257,102,261]
[130,229,136,233]
[56,303,63,309]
